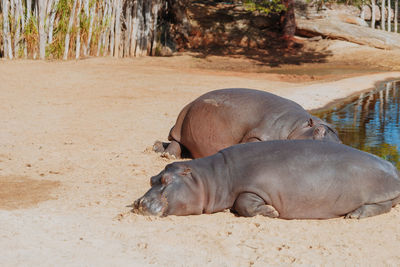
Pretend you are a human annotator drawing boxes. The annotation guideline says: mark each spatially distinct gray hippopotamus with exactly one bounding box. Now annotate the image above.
[154,88,340,158]
[135,140,400,219]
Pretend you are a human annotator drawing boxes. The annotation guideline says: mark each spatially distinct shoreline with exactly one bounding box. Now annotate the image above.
[274,72,400,111]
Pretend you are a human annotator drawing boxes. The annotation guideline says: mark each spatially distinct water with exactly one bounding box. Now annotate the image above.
[315,80,400,168]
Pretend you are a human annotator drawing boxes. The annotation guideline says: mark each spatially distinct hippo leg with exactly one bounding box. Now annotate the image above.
[153,141,169,153]
[162,140,182,159]
[344,200,393,219]
[232,192,279,218]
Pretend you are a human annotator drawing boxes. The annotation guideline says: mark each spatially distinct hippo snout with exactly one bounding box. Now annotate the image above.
[133,197,142,210]
[132,195,166,216]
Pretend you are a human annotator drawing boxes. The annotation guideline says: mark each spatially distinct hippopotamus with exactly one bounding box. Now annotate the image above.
[154,88,340,159]
[135,140,400,219]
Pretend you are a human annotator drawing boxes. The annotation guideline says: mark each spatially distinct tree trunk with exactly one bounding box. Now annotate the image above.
[361,1,365,20]
[2,0,13,58]
[97,0,108,56]
[124,0,132,57]
[103,0,112,56]
[137,0,146,56]
[388,0,391,31]
[371,0,376,28]
[24,0,32,58]
[38,0,47,59]
[280,0,296,39]
[109,0,116,56]
[76,0,82,59]
[14,0,22,58]
[0,0,169,59]
[151,1,160,56]
[48,0,60,44]
[82,0,89,55]
[144,1,152,55]
[131,0,140,57]
[395,0,398,32]
[85,3,95,56]
[114,0,121,57]
[382,0,386,30]
[63,0,78,60]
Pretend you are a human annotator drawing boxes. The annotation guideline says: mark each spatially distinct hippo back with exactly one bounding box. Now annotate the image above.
[170,88,315,158]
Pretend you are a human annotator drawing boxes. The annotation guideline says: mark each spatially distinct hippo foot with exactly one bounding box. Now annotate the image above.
[233,192,279,218]
[161,152,177,160]
[153,140,168,153]
[345,200,393,219]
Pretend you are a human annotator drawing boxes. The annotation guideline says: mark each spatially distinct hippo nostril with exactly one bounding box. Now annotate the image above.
[133,198,141,209]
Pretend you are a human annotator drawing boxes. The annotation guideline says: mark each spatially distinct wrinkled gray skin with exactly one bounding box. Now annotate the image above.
[154,88,340,159]
[135,140,400,219]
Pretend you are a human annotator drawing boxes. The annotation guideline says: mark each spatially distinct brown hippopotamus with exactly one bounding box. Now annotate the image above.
[154,88,340,158]
[135,140,400,219]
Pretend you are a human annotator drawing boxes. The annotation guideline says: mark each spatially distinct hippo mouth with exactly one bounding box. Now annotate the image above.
[133,194,168,216]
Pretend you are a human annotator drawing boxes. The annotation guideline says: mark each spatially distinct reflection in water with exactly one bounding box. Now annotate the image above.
[316,81,400,169]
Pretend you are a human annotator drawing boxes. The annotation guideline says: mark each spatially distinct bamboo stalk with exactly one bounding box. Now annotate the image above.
[97,0,107,56]
[1,0,168,59]
[63,0,78,60]
[395,0,398,32]
[135,0,144,57]
[109,0,116,56]
[103,0,111,56]
[371,0,376,28]
[151,1,160,56]
[382,0,386,30]
[2,0,13,59]
[130,0,139,57]
[76,0,82,59]
[114,0,121,57]
[24,0,32,58]
[103,0,112,56]
[38,0,47,59]
[144,1,152,56]
[84,0,95,56]
[388,0,391,31]
[14,0,22,58]
[123,0,131,57]
[48,0,60,44]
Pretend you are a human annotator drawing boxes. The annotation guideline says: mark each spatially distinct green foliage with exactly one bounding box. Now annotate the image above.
[2,0,160,59]
[308,0,365,8]
[244,0,286,14]
[47,0,72,59]
[24,15,39,57]
[363,143,400,169]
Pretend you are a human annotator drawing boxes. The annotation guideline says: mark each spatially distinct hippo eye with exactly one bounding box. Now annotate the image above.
[150,175,161,186]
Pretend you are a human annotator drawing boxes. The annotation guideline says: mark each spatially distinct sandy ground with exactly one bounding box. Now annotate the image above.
[1,51,400,266]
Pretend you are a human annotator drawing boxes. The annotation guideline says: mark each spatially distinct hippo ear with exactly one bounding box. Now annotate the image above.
[150,175,160,186]
[313,125,326,140]
[161,173,174,185]
[308,118,314,127]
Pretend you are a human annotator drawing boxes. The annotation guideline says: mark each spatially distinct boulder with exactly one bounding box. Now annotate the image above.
[296,18,400,50]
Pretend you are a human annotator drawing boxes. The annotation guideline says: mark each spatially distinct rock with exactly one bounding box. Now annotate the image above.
[296,18,400,50]
[335,14,369,27]
[309,36,323,41]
